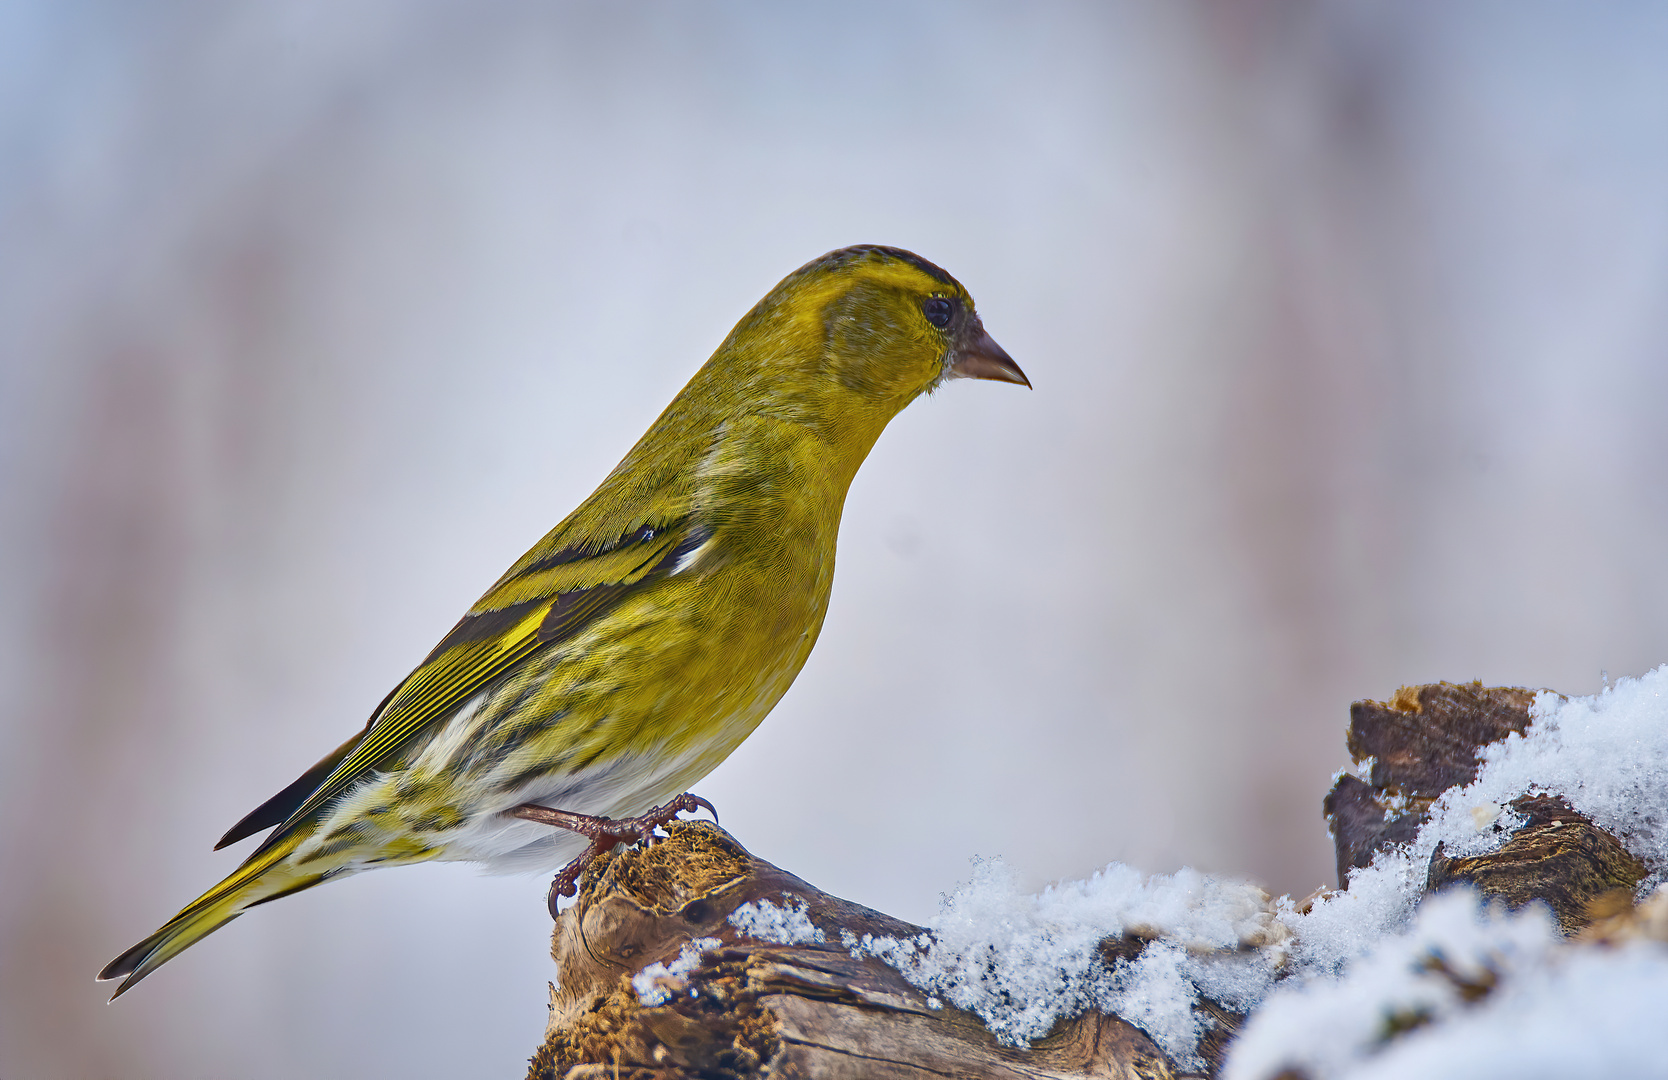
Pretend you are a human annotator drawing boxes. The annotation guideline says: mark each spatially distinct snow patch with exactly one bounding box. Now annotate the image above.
[1226,890,1668,1080]
[847,858,1280,1069]
[728,895,826,945]
[632,937,721,1006]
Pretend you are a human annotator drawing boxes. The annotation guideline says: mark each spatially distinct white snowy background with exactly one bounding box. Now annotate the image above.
[5,4,1668,1078]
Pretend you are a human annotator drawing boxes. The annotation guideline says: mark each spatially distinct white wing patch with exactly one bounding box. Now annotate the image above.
[671,533,717,575]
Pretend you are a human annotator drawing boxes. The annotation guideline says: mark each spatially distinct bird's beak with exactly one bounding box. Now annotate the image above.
[949,318,1030,388]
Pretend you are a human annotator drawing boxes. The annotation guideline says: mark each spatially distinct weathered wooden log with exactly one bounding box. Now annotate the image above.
[1324,681,1538,885]
[529,683,1657,1078]
[526,821,1183,1080]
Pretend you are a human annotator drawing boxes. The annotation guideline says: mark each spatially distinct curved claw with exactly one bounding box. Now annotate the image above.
[680,793,718,825]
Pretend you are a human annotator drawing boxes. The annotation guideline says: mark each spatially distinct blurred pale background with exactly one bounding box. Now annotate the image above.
[5,2,1668,1077]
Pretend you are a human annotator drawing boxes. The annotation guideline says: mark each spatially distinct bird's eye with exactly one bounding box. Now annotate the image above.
[923,297,953,329]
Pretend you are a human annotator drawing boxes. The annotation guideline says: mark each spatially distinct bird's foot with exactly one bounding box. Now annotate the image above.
[506,793,718,916]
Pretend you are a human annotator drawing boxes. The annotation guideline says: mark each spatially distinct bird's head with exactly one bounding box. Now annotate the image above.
[709,245,1028,446]
[591,246,1028,524]
[790,244,1028,399]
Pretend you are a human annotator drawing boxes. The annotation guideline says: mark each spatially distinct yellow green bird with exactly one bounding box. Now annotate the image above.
[99,243,1028,998]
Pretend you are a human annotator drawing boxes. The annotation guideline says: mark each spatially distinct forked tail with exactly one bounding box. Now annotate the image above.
[98,831,324,999]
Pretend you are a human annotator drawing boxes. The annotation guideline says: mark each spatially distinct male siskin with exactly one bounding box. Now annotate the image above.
[100,244,1028,997]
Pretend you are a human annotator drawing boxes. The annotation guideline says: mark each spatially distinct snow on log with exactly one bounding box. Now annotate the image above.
[527,674,1668,1079]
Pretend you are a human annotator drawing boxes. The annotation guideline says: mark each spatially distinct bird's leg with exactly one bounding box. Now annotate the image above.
[506,793,718,916]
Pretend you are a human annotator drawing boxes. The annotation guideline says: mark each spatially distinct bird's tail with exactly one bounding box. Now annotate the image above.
[98,830,325,999]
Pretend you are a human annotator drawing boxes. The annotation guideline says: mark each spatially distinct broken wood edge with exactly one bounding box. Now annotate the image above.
[1328,682,1649,933]
[1328,681,1543,885]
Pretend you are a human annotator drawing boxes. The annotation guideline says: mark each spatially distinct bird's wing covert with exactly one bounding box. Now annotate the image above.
[236,518,700,862]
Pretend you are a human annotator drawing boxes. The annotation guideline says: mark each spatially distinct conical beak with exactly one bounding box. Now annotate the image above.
[949,318,1030,388]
